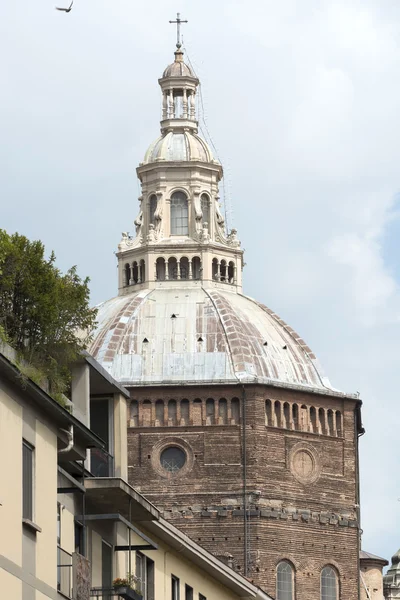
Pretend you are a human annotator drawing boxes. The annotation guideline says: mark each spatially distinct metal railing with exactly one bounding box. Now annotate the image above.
[89,448,114,477]
[57,547,73,598]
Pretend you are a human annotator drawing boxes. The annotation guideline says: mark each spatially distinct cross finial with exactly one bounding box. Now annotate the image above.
[169,12,188,49]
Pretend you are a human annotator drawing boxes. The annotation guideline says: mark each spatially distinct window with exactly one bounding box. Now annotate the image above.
[160,447,186,473]
[185,584,193,600]
[102,541,112,590]
[201,194,210,225]
[199,595,207,600]
[149,194,157,225]
[276,561,294,600]
[75,521,84,555]
[22,440,34,521]
[57,503,61,545]
[321,566,339,600]
[171,192,188,235]
[172,575,180,600]
[136,552,155,600]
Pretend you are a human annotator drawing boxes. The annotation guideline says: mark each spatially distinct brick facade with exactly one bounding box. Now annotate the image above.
[127,383,362,599]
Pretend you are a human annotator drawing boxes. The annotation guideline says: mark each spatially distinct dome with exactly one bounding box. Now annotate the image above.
[143,131,214,164]
[163,59,194,78]
[89,286,333,390]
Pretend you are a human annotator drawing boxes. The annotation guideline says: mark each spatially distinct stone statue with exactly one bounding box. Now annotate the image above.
[227,228,240,247]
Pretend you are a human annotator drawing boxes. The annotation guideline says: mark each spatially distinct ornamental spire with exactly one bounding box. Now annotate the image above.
[168,12,188,49]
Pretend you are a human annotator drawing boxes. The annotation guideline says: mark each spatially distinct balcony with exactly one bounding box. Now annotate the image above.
[90,448,114,477]
[90,586,142,599]
[57,547,72,598]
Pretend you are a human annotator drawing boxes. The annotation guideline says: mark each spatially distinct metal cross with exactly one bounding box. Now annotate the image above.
[169,12,188,49]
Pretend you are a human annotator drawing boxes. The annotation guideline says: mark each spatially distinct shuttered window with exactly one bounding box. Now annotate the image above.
[22,441,34,520]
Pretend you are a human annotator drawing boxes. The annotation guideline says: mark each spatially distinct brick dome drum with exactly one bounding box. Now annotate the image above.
[90,286,332,390]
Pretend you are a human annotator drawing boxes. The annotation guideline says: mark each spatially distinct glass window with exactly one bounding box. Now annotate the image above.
[321,566,338,600]
[136,552,155,600]
[185,584,193,600]
[201,194,210,225]
[22,440,34,521]
[171,192,188,235]
[149,195,157,225]
[160,447,186,473]
[172,575,180,600]
[277,561,294,600]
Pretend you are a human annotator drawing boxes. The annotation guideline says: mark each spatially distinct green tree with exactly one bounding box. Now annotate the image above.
[0,230,97,392]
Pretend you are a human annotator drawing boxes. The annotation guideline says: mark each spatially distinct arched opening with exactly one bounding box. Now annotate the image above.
[283,402,290,429]
[132,262,139,284]
[310,406,317,433]
[276,561,294,600]
[130,400,138,427]
[168,400,177,426]
[170,191,188,235]
[212,258,219,280]
[319,408,326,435]
[231,398,240,424]
[149,194,157,226]
[265,399,272,426]
[300,404,308,431]
[193,398,202,426]
[125,263,131,286]
[228,261,235,284]
[180,257,189,280]
[220,259,227,282]
[218,399,227,424]
[155,400,164,426]
[192,256,201,280]
[180,399,189,425]
[139,259,145,283]
[206,398,215,425]
[321,566,339,600]
[142,400,151,427]
[274,401,281,428]
[168,257,178,280]
[156,257,166,281]
[201,193,210,226]
[327,409,334,435]
[292,404,299,430]
[336,411,342,437]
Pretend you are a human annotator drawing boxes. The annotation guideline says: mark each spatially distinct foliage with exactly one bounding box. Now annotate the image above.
[0,230,97,393]
[113,574,139,590]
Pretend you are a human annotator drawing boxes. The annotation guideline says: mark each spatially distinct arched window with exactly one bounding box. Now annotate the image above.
[321,566,338,600]
[132,262,139,284]
[139,259,145,283]
[156,257,166,281]
[149,194,157,226]
[327,409,334,435]
[283,402,290,429]
[180,257,189,280]
[228,261,235,283]
[335,411,342,437]
[171,191,188,235]
[180,399,189,425]
[193,398,202,425]
[265,399,272,426]
[201,193,210,226]
[155,400,164,426]
[168,400,177,426]
[220,259,227,282]
[276,561,294,600]
[192,256,201,280]
[231,398,240,424]
[218,399,227,424]
[206,398,215,425]
[319,407,326,435]
[274,401,281,428]
[142,400,151,427]
[310,406,317,433]
[130,400,138,427]
[125,263,131,286]
[212,258,219,280]
[292,404,299,430]
[168,257,178,280]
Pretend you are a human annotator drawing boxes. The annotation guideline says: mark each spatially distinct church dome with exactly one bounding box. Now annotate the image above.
[163,59,194,78]
[89,286,332,391]
[143,131,214,164]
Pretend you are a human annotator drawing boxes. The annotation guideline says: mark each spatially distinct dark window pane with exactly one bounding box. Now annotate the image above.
[22,441,33,520]
[160,447,186,473]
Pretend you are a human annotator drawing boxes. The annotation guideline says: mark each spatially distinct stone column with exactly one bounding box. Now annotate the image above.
[169,89,174,118]
[233,264,237,284]
[183,88,188,118]
[188,258,193,280]
[165,258,170,280]
[162,92,167,119]
[177,258,181,280]
[154,261,158,281]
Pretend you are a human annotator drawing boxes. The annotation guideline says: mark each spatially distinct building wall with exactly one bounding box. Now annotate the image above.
[361,564,385,600]
[0,379,60,599]
[127,383,360,599]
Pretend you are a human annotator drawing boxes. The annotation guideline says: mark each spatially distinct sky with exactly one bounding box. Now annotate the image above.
[1,0,400,565]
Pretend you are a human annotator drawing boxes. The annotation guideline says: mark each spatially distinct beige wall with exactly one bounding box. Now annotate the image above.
[0,389,23,566]
[0,568,22,597]
[35,418,58,589]
[361,565,385,600]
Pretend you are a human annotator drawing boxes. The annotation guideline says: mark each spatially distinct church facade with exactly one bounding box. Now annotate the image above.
[90,40,363,600]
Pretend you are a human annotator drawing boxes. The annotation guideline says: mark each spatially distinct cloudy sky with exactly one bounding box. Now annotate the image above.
[2,0,400,564]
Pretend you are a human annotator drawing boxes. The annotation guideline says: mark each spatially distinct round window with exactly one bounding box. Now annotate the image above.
[160,447,186,473]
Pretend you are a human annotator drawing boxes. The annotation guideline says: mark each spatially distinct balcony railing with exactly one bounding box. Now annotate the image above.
[89,448,114,477]
[90,586,142,600]
[57,547,73,598]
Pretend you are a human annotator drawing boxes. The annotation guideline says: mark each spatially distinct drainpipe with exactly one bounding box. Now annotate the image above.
[59,425,74,454]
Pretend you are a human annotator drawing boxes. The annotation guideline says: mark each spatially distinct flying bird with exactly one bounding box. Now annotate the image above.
[55,0,73,12]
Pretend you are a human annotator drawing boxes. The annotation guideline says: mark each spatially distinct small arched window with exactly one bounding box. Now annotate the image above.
[171,191,188,235]
[321,566,338,600]
[149,194,157,226]
[276,561,294,600]
[201,193,210,226]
